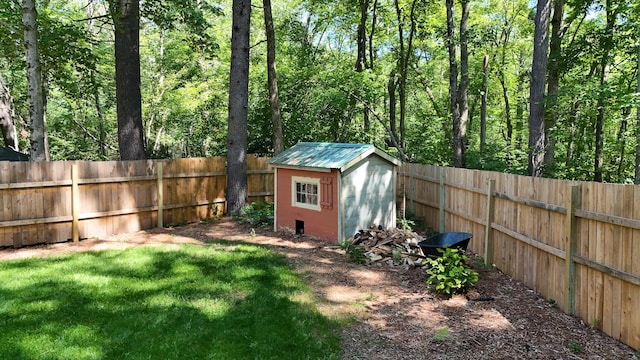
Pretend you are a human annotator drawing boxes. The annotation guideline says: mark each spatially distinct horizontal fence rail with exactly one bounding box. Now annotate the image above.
[0,156,274,248]
[398,164,640,350]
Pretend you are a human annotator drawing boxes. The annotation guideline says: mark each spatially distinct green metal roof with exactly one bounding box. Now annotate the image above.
[269,142,400,172]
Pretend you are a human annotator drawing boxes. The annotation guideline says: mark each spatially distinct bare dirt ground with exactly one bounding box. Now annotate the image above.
[1,218,638,360]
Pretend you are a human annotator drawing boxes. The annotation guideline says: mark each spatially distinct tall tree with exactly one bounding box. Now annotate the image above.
[226,0,251,215]
[356,0,368,72]
[528,0,551,176]
[0,74,18,150]
[263,0,283,154]
[109,0,146,160]
[593,0,617,182]
[458,0,469,163]
[542,0,566,176]
[22,0,48,161]
[388,69,398,146]
[394,0,417,152]
[447,0,470,168]
[355,0,370,137]
[480,54,489,154]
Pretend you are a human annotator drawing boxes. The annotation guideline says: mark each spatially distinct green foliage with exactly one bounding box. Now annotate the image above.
[471,256,493,271]
[235,201,274,227]
[568,341,584,353]
[339,239,367,264]
[424,247,479,295]
[0,244,341,359]
[433,327,449,342]
[397,209,430,233]
[397,217,415,231]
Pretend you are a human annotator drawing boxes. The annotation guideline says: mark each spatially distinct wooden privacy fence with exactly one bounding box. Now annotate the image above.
[398,163,640,349]
[0,156,273,248]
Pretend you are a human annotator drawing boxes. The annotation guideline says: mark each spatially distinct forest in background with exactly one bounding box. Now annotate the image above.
[1,0,639,183]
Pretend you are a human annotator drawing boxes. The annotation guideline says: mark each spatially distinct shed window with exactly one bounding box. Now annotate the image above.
[292,176,321,211]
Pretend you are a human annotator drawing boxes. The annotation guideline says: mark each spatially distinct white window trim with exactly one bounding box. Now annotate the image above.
[291,176,321,211]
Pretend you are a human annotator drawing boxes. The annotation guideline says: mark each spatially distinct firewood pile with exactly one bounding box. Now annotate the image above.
[348,225,427,267]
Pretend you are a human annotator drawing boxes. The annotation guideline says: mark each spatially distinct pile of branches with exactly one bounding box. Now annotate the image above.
[348,225,427,267]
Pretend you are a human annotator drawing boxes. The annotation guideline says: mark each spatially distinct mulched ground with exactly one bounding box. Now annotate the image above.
[1,218,638,359]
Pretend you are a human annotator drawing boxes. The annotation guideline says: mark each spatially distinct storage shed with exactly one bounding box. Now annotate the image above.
[269,142,401,243]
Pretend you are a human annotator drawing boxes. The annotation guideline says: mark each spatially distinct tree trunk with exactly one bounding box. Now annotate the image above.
[594,63,609,182]
[499,75,512,145]
[226,0,251,215]
[388,70,398,145]
[263,0,283,155]
[0,74,19,151]
[368,0,378,71]
[22,0,48,161]
[356,0,368,72]
[393,0,416,152]
[515,52,526,150]
[448,0,469,168]
[528,0,551,177]
[356,0,370,138]
[635,46,640,184]
[480,54,489,154]
[616,107,630,181]
[446,0,461,167]
[543,0,565,177]
[110,0,146,160]
[87,2,107,159]
[594,0,615,182]
[457,0,470,165]
[566,107,576,167]
[89,71,107,158]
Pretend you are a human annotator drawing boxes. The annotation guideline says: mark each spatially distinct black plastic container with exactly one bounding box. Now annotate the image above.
[418,232,472,258]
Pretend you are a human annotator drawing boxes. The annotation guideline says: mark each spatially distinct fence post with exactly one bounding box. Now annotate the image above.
[484,179,496,264]
[71,162,79,243]
[564,184,580,315]
[157,161,164,228]
[439,167,445,233]
[409,164,415,214]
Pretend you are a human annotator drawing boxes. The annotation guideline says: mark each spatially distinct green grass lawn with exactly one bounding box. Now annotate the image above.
[0,241,342,359]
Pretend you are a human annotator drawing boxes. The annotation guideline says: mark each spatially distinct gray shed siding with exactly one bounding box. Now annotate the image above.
[340,155,397,241]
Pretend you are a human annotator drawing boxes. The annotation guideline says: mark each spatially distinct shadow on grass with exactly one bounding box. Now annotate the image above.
[0,241,341,360]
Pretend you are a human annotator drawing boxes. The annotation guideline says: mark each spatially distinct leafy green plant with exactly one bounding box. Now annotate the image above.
[235,201,274,227]
[424,247,479,295]
[433,327,449,342]
[568,341,584,353]
[471,256,493,271]
[339,239,366,264]
[397,217,415,231]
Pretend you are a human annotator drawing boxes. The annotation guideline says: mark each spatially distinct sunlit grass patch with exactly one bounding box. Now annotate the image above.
[0,242,341,359]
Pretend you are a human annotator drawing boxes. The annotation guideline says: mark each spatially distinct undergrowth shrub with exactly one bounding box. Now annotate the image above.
[424,247,478,295]
[236,201,274,227]
[338,239,366,264]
